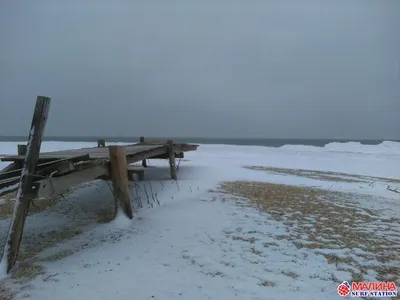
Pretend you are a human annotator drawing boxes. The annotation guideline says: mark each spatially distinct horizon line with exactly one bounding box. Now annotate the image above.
[0,135,398,141]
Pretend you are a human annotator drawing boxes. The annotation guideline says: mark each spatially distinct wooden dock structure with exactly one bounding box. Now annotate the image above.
[0,96,198,273]
[0,140,197,197]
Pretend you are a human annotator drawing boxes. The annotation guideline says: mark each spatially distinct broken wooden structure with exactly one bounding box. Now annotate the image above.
[0,96,198,273]
[0,141,197,198]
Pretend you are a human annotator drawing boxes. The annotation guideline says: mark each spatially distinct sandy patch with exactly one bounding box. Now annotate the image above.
[219,181,400,285]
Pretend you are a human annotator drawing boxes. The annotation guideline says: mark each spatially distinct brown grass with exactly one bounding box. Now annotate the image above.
[95,206,116,224]
[245,166,400,184]
[12,263,45,284]
[0,193,58,220]
[18,228,82,261]
[0,281,15,300]
[232,236,257,244]
[259,280,276,287]
[219,181,400,283]
[250,247,263,255]
[0,182,118,297]
[282,270,299,278]
[42,250,75,262]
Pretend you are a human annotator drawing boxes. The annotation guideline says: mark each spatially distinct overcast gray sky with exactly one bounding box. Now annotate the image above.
[0,0,399,139]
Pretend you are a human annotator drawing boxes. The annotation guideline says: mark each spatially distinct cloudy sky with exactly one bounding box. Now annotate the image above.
[0,0,399,139]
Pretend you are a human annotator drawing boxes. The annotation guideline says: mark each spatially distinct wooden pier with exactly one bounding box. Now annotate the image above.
[0,140,197,196]
[0,96,198,273]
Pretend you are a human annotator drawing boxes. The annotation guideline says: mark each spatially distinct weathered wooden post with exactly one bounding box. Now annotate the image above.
[108,146,133,219]
[2,96,51,273]
[97,139,105,147]
[167,140,177,180]
[139,136,147,167]
[17,144,27,156]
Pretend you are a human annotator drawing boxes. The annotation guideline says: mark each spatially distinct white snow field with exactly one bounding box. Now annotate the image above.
[0,141,399,300]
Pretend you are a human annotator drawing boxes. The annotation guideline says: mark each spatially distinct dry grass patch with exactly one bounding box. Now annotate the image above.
[0,193,58,220]
[232,236,257,244]
[282,270,299,278]
[245,166,400,184]
[18,228,82,262]
[259,280,276,287]
[219,181,400,283]
[0,185,78,220]
[42,250,75,262]
[11,263,45,284]
[95,206,116,224]
[0,281,16,300]
[250,247,263,255]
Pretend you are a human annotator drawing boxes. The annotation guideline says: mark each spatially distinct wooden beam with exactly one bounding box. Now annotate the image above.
[97,139,105,148]
[179,144,198,152]
[17,145,27,156]
[98,167,144,182]
[148,152,184,159]
[137,140,169,145]
[108,146,133,219]
[139,137,147,167]
[167,140,177,180]
[0,155,88,182]
[0,162,20,178]
[35,164,108,198]
[126,145,168,165]
[127,166,144,181]
[2,96,51,273]
[0,176,20,194]
[1,153,90,162]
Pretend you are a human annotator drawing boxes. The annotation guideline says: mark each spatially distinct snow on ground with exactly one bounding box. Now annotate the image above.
[0,141,399,300]
[281,140,400,156]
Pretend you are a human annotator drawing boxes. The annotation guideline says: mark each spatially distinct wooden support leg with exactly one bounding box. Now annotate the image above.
[167,140,177,180]
[2,96,51,273]
[108,146,133,219]
[97,139,105,147]
[140,136,147,167]
[17,144,27,156]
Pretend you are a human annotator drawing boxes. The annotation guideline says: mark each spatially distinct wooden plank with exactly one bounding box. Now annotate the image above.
[1,155,59,162]
[167,140,177,180]
[137,140,199,151]
[35,155,89,170]
[148,152,184,159]
[137,140,169,145]
[0,176,20,193]
[1,153,91,162]
[0,155,88,181]
[3,96,51,273]
[109,146,133,219]
[175,144,199,152]
[1,144,162,161]
[0,162,20,178]
[126,145,168,165]
[140,137,147,168]
[0,143,199,162]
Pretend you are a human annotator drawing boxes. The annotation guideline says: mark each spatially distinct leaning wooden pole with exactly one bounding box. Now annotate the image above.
[108,146,133,219]
[2,96,51,273]
[167,140,177,180]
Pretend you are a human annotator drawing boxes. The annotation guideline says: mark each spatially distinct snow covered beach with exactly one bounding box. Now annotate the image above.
[0,141,399,299]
